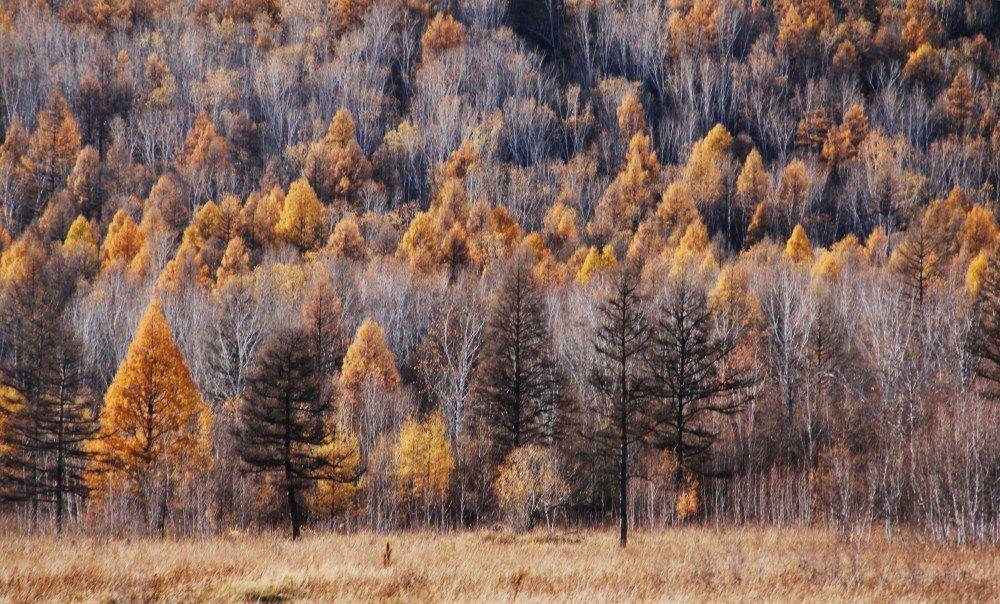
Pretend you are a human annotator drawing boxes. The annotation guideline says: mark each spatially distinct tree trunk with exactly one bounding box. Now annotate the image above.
[287,483,301,540]
[619,425,628,548]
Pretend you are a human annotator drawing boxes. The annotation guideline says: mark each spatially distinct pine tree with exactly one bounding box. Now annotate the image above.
[235,327,356,538]
[585,265,651,547]
[644,273,751,489]
[474,256,570,460]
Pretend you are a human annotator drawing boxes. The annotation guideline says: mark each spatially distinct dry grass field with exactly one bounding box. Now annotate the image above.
[0,528,995,602]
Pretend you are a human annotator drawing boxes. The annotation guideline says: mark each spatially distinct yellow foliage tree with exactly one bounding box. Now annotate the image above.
[902,42,943,85]
[21,92,81,198]
[493,445,568,531]
[303,109,374,209]
[397,210,444,273]
[542,202,579,254]
[670,217,716,277]
[311,422,363,519]
[783,224,814,264]
[810,248,841,282]
[395,412,454,521]
[591,132,661,238]
[967,251,989,297]
[960,204,999,258]
[276,178,327,252]
[92,300,212,524]
[215,236,251,286]
[62,214,98,263]
[684,124,733,209]
[576,245,618,284]
[735,148,769,211]
[616,91,646,136]
[249,187,285,246]
[422,12,466,57]
[0,235,44,283]
[327,213,366,260]
[774,160,811,223]
[101,210,145,269]
[341,318,400,409]
[332,0,372,31]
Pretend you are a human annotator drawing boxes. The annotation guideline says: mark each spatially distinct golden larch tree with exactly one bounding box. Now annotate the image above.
[422,12,466,57]
[327,213,366,260]
[577,245,618,284]
[22,93,81,200]
[62,214,98,264]
[395,412,454,523]
[303,109,374,209]
[276,178,327,252]
[735,148,769,212]
[101,210,145,269]
[92,299,211,529]
[591,132,661,239]
[783,224,815,264]
[341,318,401,409]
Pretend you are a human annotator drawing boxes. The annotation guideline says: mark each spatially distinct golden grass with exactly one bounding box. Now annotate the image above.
[0,527,995,602]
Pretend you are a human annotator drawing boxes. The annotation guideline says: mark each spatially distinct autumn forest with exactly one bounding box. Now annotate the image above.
[0,0,997,554]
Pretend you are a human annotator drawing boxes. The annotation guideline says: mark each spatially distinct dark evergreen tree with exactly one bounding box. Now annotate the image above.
[645,273,752,489]
[585,266,652,547]
[235,327,357,539]
[474,256,570,460]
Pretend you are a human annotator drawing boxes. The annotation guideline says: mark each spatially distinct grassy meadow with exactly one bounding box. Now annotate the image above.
[0,527,995,602]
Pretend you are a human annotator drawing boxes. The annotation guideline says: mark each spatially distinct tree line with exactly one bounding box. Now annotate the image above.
[0,0,997,544]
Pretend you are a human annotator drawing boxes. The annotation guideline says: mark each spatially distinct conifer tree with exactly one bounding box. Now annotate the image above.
[236,327,358,538]
[303,109,373,209]
[971,253,1000,400]
[276,178,327,253]
[783,224,814,264]
[0,330,95,533]
[585,265,651,547]
[395,412,454,524]
[645,273,751,489]
[340,318,400,410]
[475,256,570,460]
[21,93,81,206]
[93,299,211,533]
[892,225,939,311]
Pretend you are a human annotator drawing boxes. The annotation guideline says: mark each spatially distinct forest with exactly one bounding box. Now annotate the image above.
[0,0,997,548]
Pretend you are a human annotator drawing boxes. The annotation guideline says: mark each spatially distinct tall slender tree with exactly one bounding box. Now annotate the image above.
[94,299,212,534]
[0,331,95,533]
[585,266,651,547]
